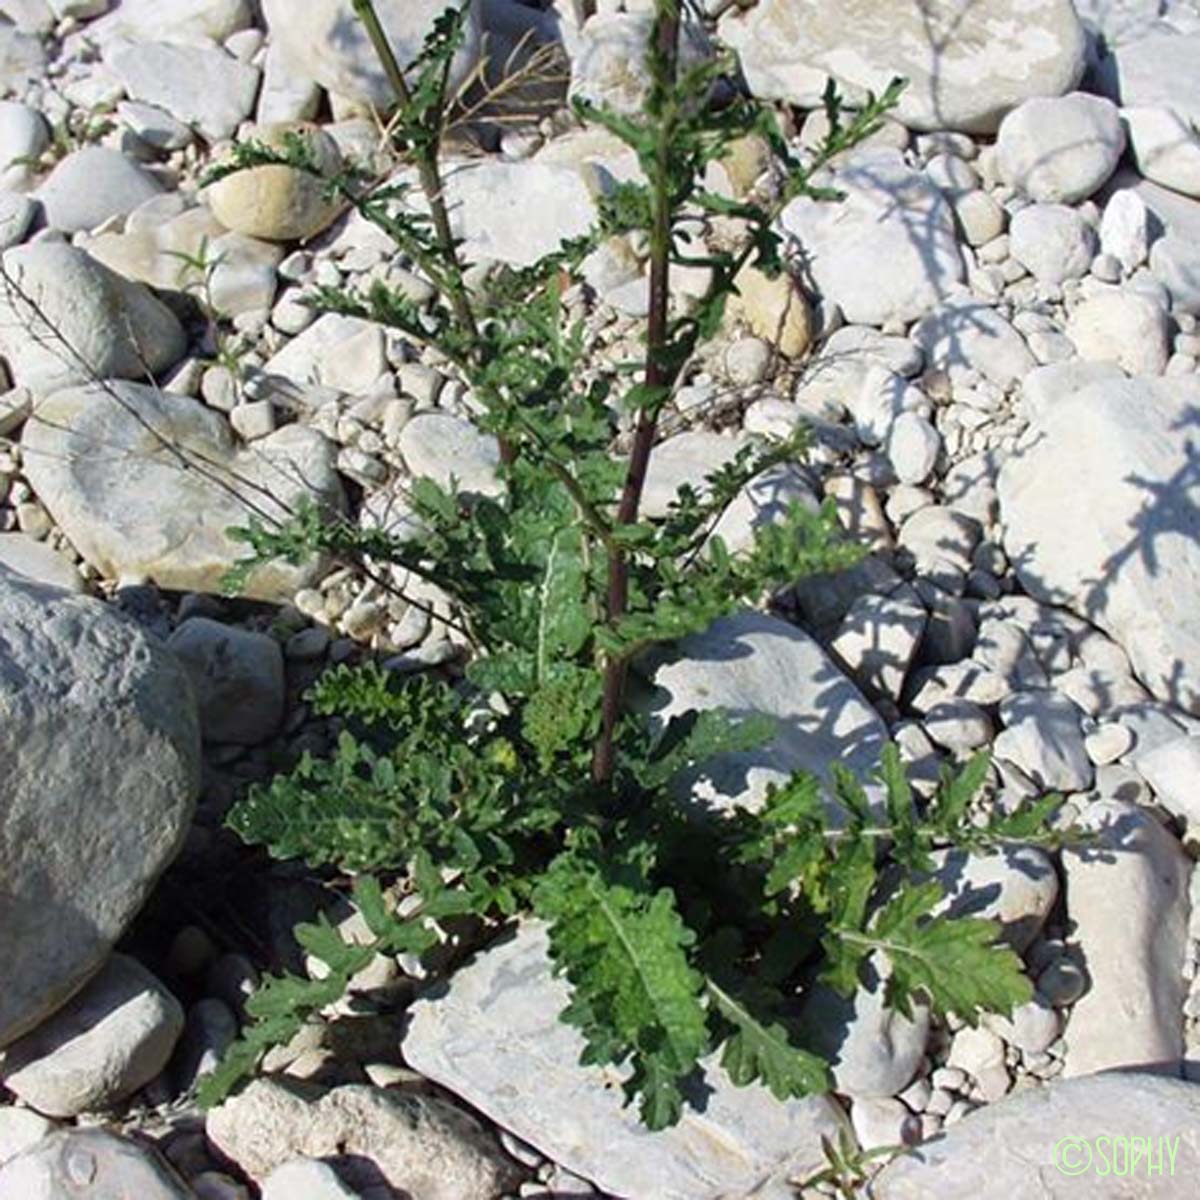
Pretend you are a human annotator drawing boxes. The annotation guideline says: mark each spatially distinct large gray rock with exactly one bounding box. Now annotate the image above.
[0,955,184,1117]
[719,0,1087,134]
[21,381,344,601]
[637,610,888,815]
[403,921,848,1200]
[206,1079,520,1200]
[0,243,186,393]
[0,569,199,1047]
[261,0,483,110]
[0,1129,194,1199]
[1062,799,1189,1078]
[780,149,964,327]
[997,376,1200,716]
[869,1073,1200,1197]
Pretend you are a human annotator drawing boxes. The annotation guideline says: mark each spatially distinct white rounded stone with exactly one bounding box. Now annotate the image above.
[996,92,1124,202]
[1009,203,1095,285]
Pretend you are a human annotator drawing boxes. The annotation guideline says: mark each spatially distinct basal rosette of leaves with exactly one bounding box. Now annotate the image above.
[199,1,1079,1131]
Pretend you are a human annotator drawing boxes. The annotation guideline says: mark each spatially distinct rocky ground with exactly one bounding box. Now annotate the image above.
[2,0,1200,1197]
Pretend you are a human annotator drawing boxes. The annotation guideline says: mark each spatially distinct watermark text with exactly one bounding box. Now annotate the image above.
[1052,1135,1179,1178]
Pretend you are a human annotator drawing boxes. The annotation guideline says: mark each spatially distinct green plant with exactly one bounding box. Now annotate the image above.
[10,100,118,173]
[794,1128,907,1198]
[164,237,251,381]
[200,1,1077,1133]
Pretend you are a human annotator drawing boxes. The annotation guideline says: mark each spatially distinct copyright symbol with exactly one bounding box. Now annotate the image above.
[1053,1136,1092,1176]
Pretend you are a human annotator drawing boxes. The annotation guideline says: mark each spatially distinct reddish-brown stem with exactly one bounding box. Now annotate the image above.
[591,4,681,789]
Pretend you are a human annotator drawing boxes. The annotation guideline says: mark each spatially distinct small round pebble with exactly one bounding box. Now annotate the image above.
[1038,957,1088,1007]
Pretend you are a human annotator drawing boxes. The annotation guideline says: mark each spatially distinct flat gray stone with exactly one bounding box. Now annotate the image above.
[0,569,199,1047]
[998,376,1200,716]
[35,147,162,235]
[403,921,848,1200]
[1062,799,1189,1078]
[262,1159,361,1200]
[107,39,260,142]
[994,691,1093,792]
[928,846,1059,952]
[869,1073,1200,1197]
[799,956,928,1099]
[637,610,888,815]
[21,381,344,601]
[830,593,927,701]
